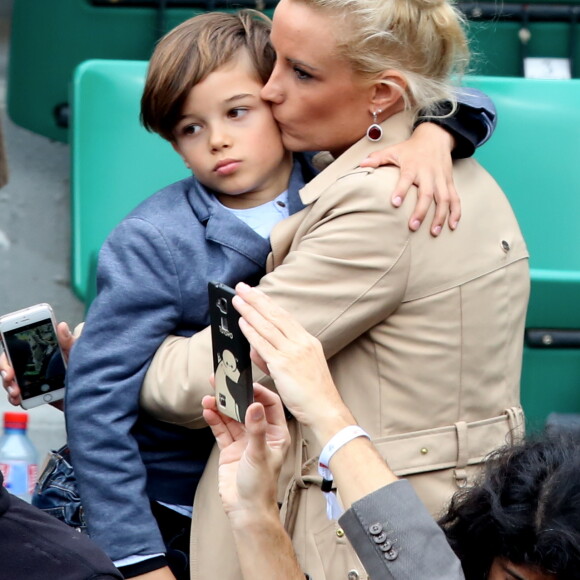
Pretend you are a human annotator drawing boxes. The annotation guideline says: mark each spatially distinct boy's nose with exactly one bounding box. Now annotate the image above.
[209,126,232,150]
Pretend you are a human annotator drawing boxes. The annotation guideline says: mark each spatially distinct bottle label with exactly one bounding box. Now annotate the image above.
[0,461,38,496]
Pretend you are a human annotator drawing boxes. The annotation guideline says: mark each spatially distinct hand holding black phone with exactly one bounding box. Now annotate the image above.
[208,282,253,422]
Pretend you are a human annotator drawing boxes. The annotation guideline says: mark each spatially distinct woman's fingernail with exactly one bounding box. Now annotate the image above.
[411,219,421,230]
[432,225,442,236]
[7,386,14,395]
[0,370,6,380]
[392,196,402,207]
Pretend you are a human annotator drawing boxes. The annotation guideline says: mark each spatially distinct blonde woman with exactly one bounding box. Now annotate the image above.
[138,0,529,578]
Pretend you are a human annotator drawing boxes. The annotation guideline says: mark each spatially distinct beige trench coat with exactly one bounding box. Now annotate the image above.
[141,111,530,579]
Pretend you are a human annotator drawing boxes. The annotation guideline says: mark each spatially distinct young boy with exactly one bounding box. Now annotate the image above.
[64,11,315,580]
[52,9,496,580]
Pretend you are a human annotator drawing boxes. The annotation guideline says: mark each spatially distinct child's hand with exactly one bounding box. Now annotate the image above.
[361,122,460,237]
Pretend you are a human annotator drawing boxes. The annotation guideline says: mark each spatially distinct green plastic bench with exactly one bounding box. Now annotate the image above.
[463,75,580,430]
[71,59,189,306]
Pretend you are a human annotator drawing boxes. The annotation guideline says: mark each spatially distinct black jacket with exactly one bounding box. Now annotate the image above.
[0,472,122,579]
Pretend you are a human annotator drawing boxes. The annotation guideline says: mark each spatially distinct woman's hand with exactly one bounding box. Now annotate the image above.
[360,122,460,236]
[232,282,356,443]
[202,383,290,529]
[1,321,75,411]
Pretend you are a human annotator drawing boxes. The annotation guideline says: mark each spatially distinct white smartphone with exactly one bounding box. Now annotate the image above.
[0,303,66,409]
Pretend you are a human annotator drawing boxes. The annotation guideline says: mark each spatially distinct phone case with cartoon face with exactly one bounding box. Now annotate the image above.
[208,282,253,422]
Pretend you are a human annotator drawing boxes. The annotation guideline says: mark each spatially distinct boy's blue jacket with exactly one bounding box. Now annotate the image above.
[65,157,314,562]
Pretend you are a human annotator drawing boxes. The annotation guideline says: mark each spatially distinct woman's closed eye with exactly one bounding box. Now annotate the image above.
[293,66,313,81]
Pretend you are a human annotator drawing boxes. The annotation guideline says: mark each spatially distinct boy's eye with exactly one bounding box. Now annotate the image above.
[293,66,312,81]
[227,107,249,119]
[182,124,201,136]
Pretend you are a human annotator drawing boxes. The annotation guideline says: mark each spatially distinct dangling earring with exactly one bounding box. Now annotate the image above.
[366,110,383,142]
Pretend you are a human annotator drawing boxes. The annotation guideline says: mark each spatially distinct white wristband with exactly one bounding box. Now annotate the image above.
[317,425,370,520]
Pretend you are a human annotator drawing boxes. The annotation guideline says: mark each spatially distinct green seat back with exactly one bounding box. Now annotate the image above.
[71,59,189,306]
[463,75,580,429]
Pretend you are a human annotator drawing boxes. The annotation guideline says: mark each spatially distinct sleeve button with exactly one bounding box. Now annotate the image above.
[368,523,383,535]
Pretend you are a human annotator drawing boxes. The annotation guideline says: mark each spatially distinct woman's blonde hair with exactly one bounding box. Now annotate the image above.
[291,0,469,117]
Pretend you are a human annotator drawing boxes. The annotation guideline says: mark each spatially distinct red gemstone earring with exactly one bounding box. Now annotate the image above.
[366,110,383,142]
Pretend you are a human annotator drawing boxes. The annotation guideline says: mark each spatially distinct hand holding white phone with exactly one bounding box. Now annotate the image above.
[0,303,66,409]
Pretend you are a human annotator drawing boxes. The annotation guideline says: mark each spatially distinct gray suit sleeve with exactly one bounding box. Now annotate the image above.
[338,480,465,580]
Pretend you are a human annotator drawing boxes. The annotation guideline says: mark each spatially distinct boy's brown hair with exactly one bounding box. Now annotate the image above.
[141,10,274,142]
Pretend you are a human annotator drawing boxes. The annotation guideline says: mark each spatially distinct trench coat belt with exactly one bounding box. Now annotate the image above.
[280,407,524,534]
[298,406,525,485]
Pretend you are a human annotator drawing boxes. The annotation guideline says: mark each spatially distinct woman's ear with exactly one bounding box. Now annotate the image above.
[370,70,407,116]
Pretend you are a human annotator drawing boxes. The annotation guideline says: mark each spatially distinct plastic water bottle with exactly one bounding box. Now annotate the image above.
[0,412,38,502]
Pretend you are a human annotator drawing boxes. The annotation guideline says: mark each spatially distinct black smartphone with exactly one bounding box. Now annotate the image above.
[208,282,253,422]
[0,303,66,409]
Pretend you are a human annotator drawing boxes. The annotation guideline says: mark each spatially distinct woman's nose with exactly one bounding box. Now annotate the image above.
[261,64,284,104]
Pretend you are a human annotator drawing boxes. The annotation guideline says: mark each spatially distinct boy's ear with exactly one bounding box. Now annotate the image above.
[369,70,407,114]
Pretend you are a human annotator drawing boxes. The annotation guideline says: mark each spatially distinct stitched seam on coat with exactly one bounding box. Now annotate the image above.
[314,239,410,339]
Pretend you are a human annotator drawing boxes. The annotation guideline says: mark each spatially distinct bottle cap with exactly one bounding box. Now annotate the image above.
[4,411,28,429]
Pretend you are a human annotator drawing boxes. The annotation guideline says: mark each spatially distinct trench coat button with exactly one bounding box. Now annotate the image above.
[372,531,388,544]
[369,523,383,535]
[336,527,345,538]
[383,547,399,561]
[347,570,360,580]
[501,240,510,252]
[378,539,393,552]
